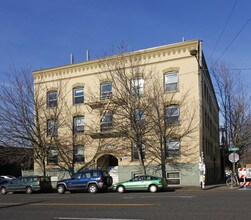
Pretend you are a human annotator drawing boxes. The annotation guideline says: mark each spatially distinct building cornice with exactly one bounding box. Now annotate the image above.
[33,40,199,82]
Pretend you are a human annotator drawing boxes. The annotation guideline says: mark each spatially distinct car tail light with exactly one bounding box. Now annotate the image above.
[38,176,41,185]
[99,177,103,182]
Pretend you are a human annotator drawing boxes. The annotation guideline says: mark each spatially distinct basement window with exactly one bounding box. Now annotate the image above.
[166,171,181,186]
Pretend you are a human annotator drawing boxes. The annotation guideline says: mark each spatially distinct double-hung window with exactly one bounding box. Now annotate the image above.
[101,112,113,131]
[100,82,112,100]
[165,105,179,125]
[47,149,58,164]
[133,109,145,128]
[131,143,145,160]
[131,77,144,96]
[166,138,180,157]
[73,87,84,104]
[47,91,57,107]
[164,72,178,92]
[47,119,57,136]
[73,145,84,163]
[73,116,84,133]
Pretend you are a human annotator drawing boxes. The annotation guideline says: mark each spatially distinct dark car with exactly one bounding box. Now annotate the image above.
[0,175,15,184]
[0,176,52,195]
[57,169,113,194]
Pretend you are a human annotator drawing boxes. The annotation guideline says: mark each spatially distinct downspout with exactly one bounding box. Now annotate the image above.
[198,40,206,189]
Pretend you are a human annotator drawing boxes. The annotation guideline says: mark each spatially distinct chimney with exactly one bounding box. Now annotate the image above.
[86,50,90,61]
[70,53,74,64]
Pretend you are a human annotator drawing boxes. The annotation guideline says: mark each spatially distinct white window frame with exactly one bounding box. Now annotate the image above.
[100,82,112,100]
[165,105,180,125]
[131,171,143,178]
[73,116,84,133]
[164,72,178,92]
[47,119,57,136]
[101,112,113,131]
[166,171,181,186]
[73,145,85,163]
[47,149,58,165]
[166,138,180,157]
[73,87,84,104]
[131,77,144,96]
[131,143,145,161]
[133,109,145,127]
[47,91,57,108]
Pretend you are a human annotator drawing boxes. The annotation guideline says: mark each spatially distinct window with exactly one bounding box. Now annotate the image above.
[73,173,82,180]
[166,171,180,185]
[164,72,178,92]
[83,172,91,178]
[73,145,84,163]
[132,109,145,127]
[101,112,113,131]
[100,82,112,100]
[166,138,180,157]
[47,149,58,164]
[73,87,84,104]
[73,116,84,133]
[131,172,142,178]
[131,77,144,96]
[131,143,145,160]
[47,91,57,107]
[165,105,179,125]
[47,119,57,136]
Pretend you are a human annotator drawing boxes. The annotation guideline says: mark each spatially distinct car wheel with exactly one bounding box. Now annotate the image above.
[88,184,98,194]
[0,187,7,195]
[117,185,125,193]
[57,185,66,194]
[149,185,158,193]
[26,186,33,194]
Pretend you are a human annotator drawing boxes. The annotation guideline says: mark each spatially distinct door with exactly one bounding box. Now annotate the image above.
[125,176,146,190]
[67,173,83,190]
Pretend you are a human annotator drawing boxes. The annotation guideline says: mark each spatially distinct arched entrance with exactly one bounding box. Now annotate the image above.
[97,154,119,184]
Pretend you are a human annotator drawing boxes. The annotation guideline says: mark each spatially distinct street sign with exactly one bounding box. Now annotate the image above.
[228,147,239,151]
[229,152,239,163]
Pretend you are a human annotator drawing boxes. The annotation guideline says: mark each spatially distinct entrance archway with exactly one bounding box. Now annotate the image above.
[97,154,119,184]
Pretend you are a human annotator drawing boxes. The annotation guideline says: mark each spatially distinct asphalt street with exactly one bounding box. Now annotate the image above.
[0,187,251,220]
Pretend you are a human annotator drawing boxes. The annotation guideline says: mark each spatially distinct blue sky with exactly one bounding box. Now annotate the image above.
[0,0,250,85]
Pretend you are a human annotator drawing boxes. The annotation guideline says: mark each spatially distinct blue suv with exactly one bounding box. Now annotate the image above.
[57,169,113,194]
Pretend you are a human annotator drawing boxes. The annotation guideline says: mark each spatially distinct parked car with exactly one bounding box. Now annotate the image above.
[0,176,52,195]
[112,175,166,193]
[57,169,113,194]
[0,175,15,180]
[0,175,16,185]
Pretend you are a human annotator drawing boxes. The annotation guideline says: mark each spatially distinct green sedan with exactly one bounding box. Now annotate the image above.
[112,175,166,193]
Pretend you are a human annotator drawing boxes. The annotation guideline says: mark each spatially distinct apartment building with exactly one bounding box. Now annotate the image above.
[32,40,221,186]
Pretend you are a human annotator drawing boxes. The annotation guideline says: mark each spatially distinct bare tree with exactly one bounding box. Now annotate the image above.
[98,46,155,175]
[211,62,251,166]
[98,45,198,177]
[147,77,198,178]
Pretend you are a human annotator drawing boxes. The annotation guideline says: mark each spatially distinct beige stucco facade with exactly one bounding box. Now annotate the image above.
[33,40,221,186]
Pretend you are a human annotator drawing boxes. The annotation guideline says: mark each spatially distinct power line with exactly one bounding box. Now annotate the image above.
[209,0,239,62]
[215,17,251,63]
[213,68,251,71]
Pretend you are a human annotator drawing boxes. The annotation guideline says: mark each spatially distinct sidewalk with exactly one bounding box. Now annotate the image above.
[168,183,246,192]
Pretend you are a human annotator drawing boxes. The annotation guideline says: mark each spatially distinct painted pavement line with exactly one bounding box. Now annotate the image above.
[54,218,144,220]
[123,195,194,199]
[0,202,159,207]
